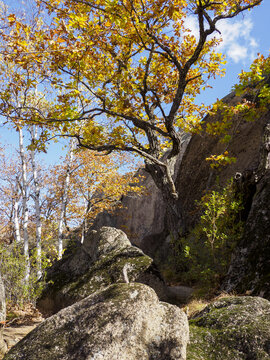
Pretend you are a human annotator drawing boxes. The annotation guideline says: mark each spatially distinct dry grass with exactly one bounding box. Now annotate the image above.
[184,291,234,319]
[6,303,44,327]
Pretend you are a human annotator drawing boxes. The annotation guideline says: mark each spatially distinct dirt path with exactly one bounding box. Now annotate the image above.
[3,321,42,351]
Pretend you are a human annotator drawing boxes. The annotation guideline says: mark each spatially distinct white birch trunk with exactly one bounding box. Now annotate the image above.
[81,196,92,244]
[58,139,76,259]
[13,176,21,243]
[19,127,30,282]
[30,125,42,278]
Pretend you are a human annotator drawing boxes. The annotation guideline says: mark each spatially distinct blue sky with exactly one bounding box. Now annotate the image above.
[0,0,269,164]
[192,1,270,104]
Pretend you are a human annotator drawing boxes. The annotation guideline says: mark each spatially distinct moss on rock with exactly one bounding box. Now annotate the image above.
[37,227,166,316]
[188,296,270,360]
[4,283,189,360]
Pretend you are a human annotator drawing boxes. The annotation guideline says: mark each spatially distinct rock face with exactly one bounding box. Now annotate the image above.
[188,296,270,360]
[176,94,268,231]
[93,168,166,253]
[37,227,167,317]
[0,275,7,356]
[93,135,190,256]
[222,170,270,298]
[5,283,189,360]
[221,119,270,298]
[176,95,270,298]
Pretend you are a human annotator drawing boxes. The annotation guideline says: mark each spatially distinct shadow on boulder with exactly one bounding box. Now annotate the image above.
[37,227,168,317]
[5,283,189,360]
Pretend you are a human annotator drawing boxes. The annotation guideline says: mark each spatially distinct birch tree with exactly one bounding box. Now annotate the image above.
[57,139,76,259]
[12,176,21,244]
[0,150,22,244]
[18,127,30,281]
[29,125,42,277]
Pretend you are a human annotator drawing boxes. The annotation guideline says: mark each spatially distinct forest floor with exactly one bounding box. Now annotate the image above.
[3,304,44,353]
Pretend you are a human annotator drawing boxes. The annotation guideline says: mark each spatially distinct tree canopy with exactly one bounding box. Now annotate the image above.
[0,0,264,232]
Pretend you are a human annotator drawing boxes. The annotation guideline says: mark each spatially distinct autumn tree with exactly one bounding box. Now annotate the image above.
[67,149,141,241]
[0,0,263,235]
[45,148,141,254]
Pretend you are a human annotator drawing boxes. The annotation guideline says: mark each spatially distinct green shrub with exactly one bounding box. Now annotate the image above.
[165,179,244,293]
[0,242,55,306]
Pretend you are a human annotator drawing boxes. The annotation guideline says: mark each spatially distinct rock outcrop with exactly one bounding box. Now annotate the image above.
[93,168,166,253]
[37,227,167,317]
[5,283,189,360]
[175,94,270,298]
[92,135,190,256]
[176,94,268,231]
[0,275,7,356]
[220,119,270,298]
[91,93,270,299]
[188,296,270,360]
[221,170,270,298]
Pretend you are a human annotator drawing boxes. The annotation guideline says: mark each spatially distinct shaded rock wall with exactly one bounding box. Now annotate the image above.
[222,169,270,298]
[175,94,270,298]
[176,94,268,231]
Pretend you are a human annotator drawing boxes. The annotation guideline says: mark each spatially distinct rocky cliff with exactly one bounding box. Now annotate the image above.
[176,92,268,231]
[176,96,270,298]
[92,89,270,299]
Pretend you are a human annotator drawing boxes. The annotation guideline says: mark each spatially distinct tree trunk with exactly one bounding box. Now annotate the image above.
[145,157,182,239]
[19,127,30,282]
[30,125,42,278]
[58,139,76,258]
[0,274,7,356]
[81,198,92,243]
[13,177,21,243]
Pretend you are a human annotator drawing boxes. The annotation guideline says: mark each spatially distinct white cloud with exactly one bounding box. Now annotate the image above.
[184,15,259,64]
[250,38,258,48]
[184,16,199,39]
[227,43,248,63]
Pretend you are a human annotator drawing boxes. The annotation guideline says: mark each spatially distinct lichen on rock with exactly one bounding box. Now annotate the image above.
[188,296,270,360]
[37,227,167,317]
[4,283,189,360]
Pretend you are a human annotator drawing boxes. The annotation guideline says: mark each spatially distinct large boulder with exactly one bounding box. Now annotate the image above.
[37,227,167,316]
[5,283,189,360]
[0,275,7,356]
[188,296,270,360]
